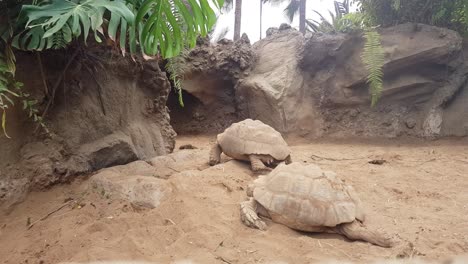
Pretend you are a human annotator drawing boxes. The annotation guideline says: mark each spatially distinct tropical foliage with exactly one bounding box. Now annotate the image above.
[353,0,468,35]
[0,0,224,136]
[0,52,21,137]
[165,48,189,108]
[282,0,307,33]
[306,0,350,33]
[350,0,468,105]
[362,30,384,107]
[307,1,385,107]
[14,0,223,57]
[260,0,307,34]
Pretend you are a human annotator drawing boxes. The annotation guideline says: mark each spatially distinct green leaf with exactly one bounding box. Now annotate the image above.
[136,0,222,58]
[108,12,120,41]
[18,0,134,50]
[2,110,10,139]
[119,17,128,54]
[16,0,223,58]
[77,11,91,43]
[43,14,72,38]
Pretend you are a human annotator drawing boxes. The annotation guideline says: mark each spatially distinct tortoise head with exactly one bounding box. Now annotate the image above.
[247,175,269,197]
[258,154,290,168]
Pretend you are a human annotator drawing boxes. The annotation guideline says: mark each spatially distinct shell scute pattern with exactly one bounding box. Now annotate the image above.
[217,119,290,160]
[253,163,359,227]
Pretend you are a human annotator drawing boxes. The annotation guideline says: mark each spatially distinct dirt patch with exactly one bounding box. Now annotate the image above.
[1,136,467,263]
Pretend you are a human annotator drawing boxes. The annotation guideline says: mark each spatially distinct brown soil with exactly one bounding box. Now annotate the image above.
[1,136,467,264]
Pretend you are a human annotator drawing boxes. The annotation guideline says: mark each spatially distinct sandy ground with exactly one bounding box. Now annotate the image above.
[1,136,467,264]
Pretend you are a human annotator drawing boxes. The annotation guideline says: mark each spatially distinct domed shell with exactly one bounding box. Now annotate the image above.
[217,119,290,160]
[253,162,363,227]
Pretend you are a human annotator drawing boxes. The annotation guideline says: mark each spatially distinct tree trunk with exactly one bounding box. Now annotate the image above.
[259,0,263,39]
[299,0,306,34]
[234,0,242,41]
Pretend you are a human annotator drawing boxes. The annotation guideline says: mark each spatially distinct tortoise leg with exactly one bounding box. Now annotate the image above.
[332,221,395,248]
[209,142,222,166]
[249,155,272,173]
[240,198,267,230]
[285,155,292,165]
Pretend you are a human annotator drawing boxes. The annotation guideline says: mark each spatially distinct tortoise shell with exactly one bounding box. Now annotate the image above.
[252,162,365,228]
[217,119,290,160]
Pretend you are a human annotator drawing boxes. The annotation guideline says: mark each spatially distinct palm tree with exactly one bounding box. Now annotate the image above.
[283,0,307,34]
[299,0,306,33]
[267,0,307,34]
[234,0,242,40]
[260,0,263,39]
[224,0,242,41]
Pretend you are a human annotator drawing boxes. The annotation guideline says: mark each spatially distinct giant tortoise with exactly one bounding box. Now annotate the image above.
[209,119,291,172]
[240,162,394,247]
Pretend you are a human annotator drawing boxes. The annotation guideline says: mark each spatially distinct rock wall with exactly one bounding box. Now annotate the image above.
[184,23,468,138]
[168,35,254,134]
[0,48,176,210]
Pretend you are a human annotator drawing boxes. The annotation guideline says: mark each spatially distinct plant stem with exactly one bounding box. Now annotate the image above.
[35,48,80,132]
[36,52,49,96]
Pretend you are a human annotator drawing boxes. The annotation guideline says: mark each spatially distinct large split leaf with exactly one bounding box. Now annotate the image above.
[17,0,134,50]
[17,0,224,58]
[134,0,224,58]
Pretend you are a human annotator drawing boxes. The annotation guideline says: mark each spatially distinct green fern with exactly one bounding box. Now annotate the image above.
[165,48,189,107]
[361,29,385,107]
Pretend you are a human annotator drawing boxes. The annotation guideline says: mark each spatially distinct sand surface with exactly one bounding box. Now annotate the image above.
[1,136,467,264]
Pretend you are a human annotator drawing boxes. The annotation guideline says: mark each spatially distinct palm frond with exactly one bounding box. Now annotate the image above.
[361,29,385,107]
[307,10,335,33]
[222,0,233,12]
[306,19,320,32]
[283,0,300,23]
[266,0,287,6]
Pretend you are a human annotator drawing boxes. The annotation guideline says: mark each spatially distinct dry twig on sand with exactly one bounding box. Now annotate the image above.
[27,199,75,230]
[311,154,369,161]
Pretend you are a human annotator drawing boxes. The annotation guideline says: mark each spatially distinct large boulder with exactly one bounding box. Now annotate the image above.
[89,163,171,209]
[236,28,321,135]
[148,149,209,179]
